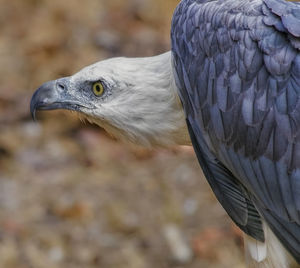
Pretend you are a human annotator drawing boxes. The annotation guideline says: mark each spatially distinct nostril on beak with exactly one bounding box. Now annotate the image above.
[57,82,66,90]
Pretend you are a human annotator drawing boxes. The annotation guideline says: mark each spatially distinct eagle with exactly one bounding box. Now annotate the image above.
[30,0,300,267]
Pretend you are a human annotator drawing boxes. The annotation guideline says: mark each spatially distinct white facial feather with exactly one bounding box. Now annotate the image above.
[70,52,191,147]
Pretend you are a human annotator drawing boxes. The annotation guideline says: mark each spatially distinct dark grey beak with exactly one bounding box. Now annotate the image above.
[30,77,84,121]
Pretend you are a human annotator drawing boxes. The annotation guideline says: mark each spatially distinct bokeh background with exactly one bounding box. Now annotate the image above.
[0,0,245,267]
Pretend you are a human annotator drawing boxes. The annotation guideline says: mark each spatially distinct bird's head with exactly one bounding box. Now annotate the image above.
[30,52,190,146]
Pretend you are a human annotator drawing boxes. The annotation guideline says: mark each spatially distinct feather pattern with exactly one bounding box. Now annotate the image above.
[171,0,300,264]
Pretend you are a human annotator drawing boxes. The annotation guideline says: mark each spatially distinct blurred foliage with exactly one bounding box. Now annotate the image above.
[0,0,245,268]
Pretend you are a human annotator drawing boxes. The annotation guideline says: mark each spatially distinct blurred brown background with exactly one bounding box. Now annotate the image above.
[0,0,245,267]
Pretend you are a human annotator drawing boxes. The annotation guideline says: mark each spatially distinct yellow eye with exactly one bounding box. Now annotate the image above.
[93,82,104,96]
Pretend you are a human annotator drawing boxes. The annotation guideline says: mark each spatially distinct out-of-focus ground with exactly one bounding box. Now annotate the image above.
[0,1,245,267]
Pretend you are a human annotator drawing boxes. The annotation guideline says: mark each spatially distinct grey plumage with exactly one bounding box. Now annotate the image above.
[171,0,300,263]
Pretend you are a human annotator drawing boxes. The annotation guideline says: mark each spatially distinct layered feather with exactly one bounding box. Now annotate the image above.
[171,0,300,264]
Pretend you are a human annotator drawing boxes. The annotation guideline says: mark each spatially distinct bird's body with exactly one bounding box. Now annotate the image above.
[172,0,300,266]
[31,0,300,267]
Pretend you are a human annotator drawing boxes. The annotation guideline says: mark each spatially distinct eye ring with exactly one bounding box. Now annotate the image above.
[92,82,105,96]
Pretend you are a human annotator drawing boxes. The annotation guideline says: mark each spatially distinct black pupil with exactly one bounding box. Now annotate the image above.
[96,85,101,92]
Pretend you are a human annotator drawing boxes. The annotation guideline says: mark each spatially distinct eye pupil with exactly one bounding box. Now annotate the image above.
[93,82,104,96]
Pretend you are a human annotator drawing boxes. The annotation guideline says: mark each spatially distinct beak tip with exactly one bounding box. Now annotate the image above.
[30,91,39,121]
[31,109,37,121]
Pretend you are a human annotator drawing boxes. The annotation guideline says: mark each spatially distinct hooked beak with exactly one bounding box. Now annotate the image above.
[30,77,87,121]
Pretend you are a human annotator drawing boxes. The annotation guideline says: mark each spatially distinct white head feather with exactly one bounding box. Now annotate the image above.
[70,52,190,147]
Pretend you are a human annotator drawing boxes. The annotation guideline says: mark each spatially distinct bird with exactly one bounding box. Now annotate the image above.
[30,0,300,267]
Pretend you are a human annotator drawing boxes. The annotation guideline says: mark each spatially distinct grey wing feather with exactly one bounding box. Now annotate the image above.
[187,118,264,240]
[171,0,300,262]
